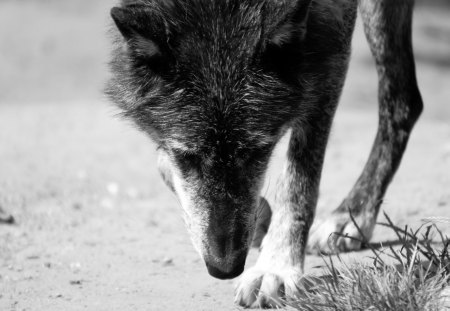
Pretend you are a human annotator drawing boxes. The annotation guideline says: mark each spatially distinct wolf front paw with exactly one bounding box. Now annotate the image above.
[307,212,375,254]
[234,266,302,308]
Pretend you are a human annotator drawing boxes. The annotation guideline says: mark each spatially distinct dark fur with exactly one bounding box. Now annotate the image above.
[107,0,422,307]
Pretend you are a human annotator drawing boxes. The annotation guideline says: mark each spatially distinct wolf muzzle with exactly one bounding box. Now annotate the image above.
[204,250,247,279]
[203,224,250,279]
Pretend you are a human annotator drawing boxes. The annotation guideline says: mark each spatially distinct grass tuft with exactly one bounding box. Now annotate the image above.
[288,214,450,311]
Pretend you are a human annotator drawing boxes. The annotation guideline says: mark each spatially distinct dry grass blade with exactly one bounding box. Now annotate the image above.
[286,213,450,311]
[423,217,450,225]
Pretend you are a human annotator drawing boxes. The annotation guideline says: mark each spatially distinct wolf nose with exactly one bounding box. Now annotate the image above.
[204,250,247,280]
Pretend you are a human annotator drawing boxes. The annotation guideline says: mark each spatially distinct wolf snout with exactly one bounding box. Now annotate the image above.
[203,226,249,279]
[204,249,247,280]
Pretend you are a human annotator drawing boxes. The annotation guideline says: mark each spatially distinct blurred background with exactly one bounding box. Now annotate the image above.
[0,0,111,103]
[0,1,449,310]
[0,0,448,111]
[0,0,449,109]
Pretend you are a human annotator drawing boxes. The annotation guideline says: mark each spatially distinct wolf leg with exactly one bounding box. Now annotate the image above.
[236,110,339,307]
[308,0,423,254]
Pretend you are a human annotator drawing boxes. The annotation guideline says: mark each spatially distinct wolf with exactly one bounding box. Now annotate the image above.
[107,0,423,308]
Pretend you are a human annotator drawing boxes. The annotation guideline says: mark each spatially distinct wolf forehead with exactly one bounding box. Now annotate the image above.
[108,0,306,149]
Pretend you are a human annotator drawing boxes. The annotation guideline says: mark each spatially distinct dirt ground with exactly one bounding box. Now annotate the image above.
[0,2,449,311]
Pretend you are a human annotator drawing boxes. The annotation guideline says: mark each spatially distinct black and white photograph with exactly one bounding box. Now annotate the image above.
[0,0,449,310]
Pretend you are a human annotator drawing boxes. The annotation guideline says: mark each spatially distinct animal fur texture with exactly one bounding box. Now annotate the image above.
[106,0,423,308]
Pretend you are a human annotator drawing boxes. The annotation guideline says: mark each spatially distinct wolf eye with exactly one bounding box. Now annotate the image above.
[173,151,202,174]
[236,145,273,168]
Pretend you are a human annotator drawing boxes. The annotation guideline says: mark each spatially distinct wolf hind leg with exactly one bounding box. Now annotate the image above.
[308,0,424,254]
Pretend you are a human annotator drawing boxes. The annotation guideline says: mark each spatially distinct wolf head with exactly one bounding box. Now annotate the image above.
[107,0,313,279]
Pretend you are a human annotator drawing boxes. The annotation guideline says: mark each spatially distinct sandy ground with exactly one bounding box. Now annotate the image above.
[0,2,449,311]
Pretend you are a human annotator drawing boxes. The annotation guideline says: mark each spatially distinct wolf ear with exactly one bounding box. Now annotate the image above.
[268,0,312,46]
[259,0,313,82]
[111,6,169,60]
